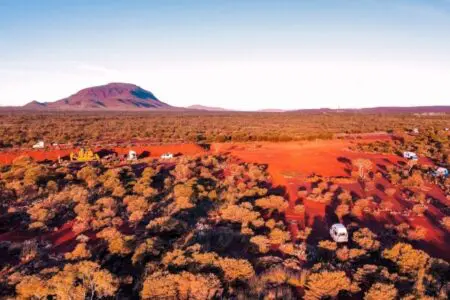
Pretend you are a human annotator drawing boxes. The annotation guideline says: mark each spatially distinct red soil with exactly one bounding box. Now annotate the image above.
[0,144,205,164]
[1,138,448,261]
[211,139,450,261]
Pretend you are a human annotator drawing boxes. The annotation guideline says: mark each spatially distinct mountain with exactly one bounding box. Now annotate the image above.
[23,83,172,110]
[187,105,229,111]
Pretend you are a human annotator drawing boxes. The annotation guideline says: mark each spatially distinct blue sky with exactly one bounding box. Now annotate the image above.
[1,0,450,110]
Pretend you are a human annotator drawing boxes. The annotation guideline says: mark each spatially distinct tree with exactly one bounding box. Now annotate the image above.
[269,228,290,245]
[383,243,429,275]
[65,242,91,260]
[17,261,119,300]
[16,275,50,299]
[97,227,133,255]
[250,235,271,253]
[217,258,255,283]
[141,271,222,300]
[255,195,289,216]
[352,228,380,252]
[305,271,351,300]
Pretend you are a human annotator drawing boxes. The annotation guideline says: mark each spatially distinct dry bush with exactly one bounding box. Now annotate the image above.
[337,190,352,204]
[352,228,380,252]
[255,195,288,215]
[77,165,99,188]
[352,158,374,180]
[141,271,222,300]
[305,271,351,300]
[217,258,255,282]
[250,235,271,253]
[297,227,312,240]
[279,243,296,256]
[65,243,91,260]
[16,261,119,299]
[383,243,430,275]
[412,204,427,216]
[123,195,150,223]
[336,247,367,262]
[364,283,398,300]
[97,227,134,256]
[132,238,161,265]
[403,171,425,189]
[395,224,427,241]
[269,228,291,245]
[318,240,337,251]
[219,204,260,225]
[441,216,450,231]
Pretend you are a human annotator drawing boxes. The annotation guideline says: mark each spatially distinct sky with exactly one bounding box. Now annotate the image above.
[1,0,450,110]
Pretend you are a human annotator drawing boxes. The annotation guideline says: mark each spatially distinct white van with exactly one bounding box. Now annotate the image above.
[330,224,348,243]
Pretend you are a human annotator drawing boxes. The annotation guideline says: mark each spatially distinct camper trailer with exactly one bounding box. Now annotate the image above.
[127,150,137,161]
[434,167,449,178]
[403,151,418,160]
[161,153,174,159]
[32,141,45,149]
[330,224,348,243]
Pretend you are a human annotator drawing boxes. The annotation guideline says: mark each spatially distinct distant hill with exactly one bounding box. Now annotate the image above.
[23,83,173,111]
[257,109,287,112]
[3,84,449,114]
[291,106,450,114]
[187,105,230,111]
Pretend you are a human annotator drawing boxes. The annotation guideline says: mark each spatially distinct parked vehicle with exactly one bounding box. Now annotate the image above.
[330,224,348,243]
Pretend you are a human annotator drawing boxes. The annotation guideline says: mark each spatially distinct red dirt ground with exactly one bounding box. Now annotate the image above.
[1,138,448,261]
[0,144,205,165]
[211,139,450,261]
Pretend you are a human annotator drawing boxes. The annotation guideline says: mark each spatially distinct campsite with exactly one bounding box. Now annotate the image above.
[0,113,449,299]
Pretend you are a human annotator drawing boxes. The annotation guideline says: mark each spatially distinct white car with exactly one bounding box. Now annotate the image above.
[330,224,348,243]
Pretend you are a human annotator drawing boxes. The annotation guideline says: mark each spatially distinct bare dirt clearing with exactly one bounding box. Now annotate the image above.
[211,139,450,261]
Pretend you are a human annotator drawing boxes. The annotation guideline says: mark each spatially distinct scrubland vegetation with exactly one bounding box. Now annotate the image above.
[0,112,449,299]
[0,151,448,299]
[0,111,449,147]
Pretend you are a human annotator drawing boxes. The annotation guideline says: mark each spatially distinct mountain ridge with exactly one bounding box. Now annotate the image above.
[7,82,450,113]
[23,82,172,110]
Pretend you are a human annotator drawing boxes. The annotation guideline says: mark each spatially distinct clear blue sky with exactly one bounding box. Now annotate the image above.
[1,0,450,110]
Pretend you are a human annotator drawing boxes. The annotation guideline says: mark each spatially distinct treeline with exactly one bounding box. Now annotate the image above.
[1,111,449,148]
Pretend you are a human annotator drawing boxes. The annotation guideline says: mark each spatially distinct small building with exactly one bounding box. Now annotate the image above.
[161,153,174,159]
[330,224,348,243]
[412,128,419,134]
[434,167,449,177]
[32,140,45,149]
[403,151,418,160]
[127,150,137,161]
